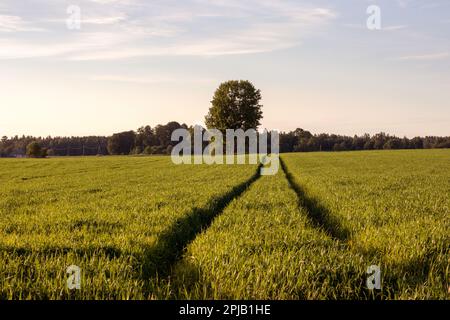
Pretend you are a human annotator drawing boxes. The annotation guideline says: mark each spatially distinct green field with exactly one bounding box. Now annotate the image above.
[0,150,448,299]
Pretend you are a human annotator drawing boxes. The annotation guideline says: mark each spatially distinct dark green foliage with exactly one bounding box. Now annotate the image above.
[205,80,263,131]
[154,122,187,148]
[135,125,157,149]
[0,135,109,157]
[26,142,46,158]
[107,131,136,155]
[143,145,166,155]
[279,129,450,153]
[1,126,449,158]
[130,146,142,155]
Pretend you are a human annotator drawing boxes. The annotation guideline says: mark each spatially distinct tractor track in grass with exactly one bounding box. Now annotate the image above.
[280,157,351,241]
[141,163,262,295]
[279,156,447,299]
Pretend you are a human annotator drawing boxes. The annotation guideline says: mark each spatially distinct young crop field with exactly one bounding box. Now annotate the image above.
[158,168,367,299]
[0,156,258,299]
[0,150,448,299]
[280,149,449,299]
[157,150,449,299]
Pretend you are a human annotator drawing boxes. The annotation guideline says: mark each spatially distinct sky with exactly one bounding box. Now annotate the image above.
[0,0,449,138]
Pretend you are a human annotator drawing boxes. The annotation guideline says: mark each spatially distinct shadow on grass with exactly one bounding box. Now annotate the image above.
[380,247,448,299]
[0,245,123,259]
[153,251,373,300]
[280,158,351,241]
[140,165,262,296]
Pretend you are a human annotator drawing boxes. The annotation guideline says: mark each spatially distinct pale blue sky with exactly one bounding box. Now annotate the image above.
[0,0,449,137]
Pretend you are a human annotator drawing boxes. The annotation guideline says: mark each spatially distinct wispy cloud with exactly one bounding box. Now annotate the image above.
[87,0,136,4]
[383,25,408,31]
[397,52,449,61]
[45,14,127,26]
[396,0,411,8]
[91,74,215,84]
[343,23,408,31]
[0,15,44,32]
[0,0,337,60]
[82,15,127,25]
[0,32,127,59]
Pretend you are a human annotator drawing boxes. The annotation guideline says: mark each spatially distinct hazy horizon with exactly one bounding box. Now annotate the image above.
[2,121,450,139]
[1,0,449,138]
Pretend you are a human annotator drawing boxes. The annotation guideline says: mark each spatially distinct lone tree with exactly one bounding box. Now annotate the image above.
[26,142,47,158]
[205,80,263,131]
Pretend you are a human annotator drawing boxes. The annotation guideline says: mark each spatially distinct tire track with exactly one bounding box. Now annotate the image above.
[280,157,351,241]
[141,164,262,295]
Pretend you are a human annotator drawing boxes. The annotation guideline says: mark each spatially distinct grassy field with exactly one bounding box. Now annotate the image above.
[0,150,448,299]
[0,156,257,299]
[159,168,367,299]
[281,150,449,299]
[157,150,449,299]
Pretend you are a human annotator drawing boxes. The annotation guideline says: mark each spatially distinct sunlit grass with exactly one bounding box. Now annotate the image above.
[0,150,448,299]
[160,150,449,299]
[0,156,257,299]
[281,149,449,299]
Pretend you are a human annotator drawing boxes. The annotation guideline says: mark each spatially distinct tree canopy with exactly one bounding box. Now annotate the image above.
[205,80,263,131]
[26,142,47,158]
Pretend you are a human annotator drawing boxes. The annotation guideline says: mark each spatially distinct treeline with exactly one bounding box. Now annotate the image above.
[108,122,189,155]
[1,124,449,157]
[279,128,450,153]
[0,135,109,157]
[0,122,189,157]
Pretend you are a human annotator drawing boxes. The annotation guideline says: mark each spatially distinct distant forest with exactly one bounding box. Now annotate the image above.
[1,122,449,157]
